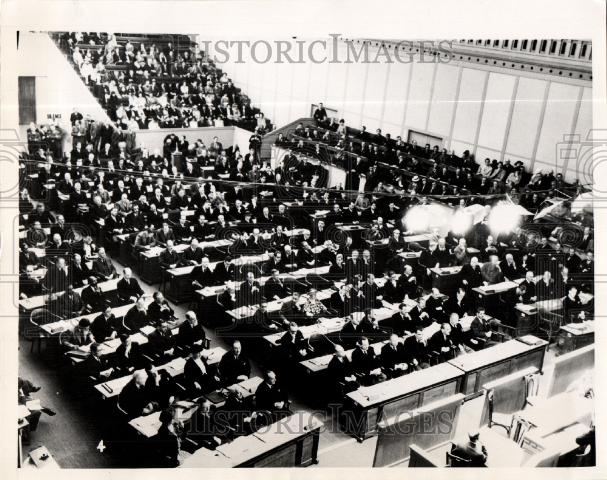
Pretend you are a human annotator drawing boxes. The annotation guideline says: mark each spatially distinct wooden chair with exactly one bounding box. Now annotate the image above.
[28,307,63,353]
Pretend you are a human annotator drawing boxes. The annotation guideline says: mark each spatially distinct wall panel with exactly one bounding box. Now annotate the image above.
[477,72,516,151]
[566,86,593,183]
[381,61,410,132]
[505,77,547,158]
[404,62,434,131]
[451,68,487,144]
[362,57,389,125]
[535,82,580,168]
[427,64,459,136]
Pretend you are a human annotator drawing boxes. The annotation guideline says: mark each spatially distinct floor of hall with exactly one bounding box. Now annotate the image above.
[18,255,559,469]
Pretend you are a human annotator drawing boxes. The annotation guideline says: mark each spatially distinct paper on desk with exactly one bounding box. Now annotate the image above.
[26,399,42,411]
[140,325,155,335]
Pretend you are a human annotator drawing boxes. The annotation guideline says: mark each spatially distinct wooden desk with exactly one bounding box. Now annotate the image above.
[180,412,323,467]
[129,376,263,437]
[19,278,120,312]
[164,253,269,304]
[430,266,462,294]
[447,336,548,396]
[39,297,153,336]
[555,321,594,355]
[94,347,226,400]
[517,392,593,451]
[345,362,464,441]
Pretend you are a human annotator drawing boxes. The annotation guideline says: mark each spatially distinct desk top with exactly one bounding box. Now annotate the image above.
[431,266,462,276]
[560,321,595,336]
[347,362,463,408]
[39,297,153,336]
[180,411,323,467]
[518,392,593,438]
[264,317,347,346]
[300,321,441,374]
[19,278,120,311]
[95,347,226,399]
[129,375,263,438]
[448,337,547,373]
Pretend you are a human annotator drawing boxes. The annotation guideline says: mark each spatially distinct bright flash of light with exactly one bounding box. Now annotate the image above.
[404,206,430,232]
[488,203,521,233]
[451,210,472,235]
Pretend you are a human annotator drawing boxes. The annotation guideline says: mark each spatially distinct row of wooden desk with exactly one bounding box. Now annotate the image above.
[341,335,548,441]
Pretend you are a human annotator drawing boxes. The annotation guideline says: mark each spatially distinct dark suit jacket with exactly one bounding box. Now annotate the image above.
[380,342,407,370]
[118,379,150,418]
[255,381,288,413]
[118,277,144,300]
[403,335,429,364]
[451,441,488,467]
[351,346,380,375]
[218,351,251,385]
[184,356,213,392]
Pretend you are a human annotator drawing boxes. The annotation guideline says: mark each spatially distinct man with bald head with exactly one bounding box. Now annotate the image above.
[118,267,144,302]
[327,344,359,398]
[118,370,157,418]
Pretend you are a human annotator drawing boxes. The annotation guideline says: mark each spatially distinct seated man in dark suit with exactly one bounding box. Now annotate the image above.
[254,370,290,424]
[536,270,556,301]
[155,222,176,246]
[91,304,120,342]
[118,370,157,419]
[351,337,387,386]
[113,333,144,373]
[183,344,217,394]
[339,312,377,349]
[448,313,471,353]
[263,269,288,301]
[70,253,92,288]
[159,240,182,270]
[278,291,305,327]
[469,306,498,349]
[276,322,309,361]
[451,431,488,467]
[79,342,113,383]
[329,284,354,317]
[81,276,106,313]
[217,340,251,386]
[428,322,455,363]
[146,323,176,361]
[386,302,418,336]
[148,292,175,325]
[238,271,261,307]
[445,287,474,317]
[177,310,207,350]
[151,409,180,467]
[519,271,538,303]
[380,334,409,378]
[459,256,483,290]
[327,344,359,399]
[117,267,144,303]
[191,257,215,289]
[93,247,118,280]
[122,298,149,332]
[425,288,447,323]
[213,255,236,284]
[182,238,204,266]
[185,399,225,451]
[382,271,402,304]
[403,326,431,370]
